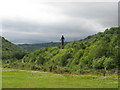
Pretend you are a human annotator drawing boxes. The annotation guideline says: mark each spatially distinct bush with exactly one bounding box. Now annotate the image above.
[92,56,105,69]
[103,57,116,70]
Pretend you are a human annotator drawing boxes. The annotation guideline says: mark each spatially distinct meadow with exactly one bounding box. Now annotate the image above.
[2,68,118,88]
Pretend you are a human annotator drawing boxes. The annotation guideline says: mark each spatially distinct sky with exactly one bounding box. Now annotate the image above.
[1,0,119,44]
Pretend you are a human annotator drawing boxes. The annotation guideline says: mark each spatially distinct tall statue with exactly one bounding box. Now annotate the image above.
[61,35,65,49]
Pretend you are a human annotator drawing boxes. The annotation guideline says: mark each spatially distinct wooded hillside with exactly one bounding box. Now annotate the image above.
[2,27,120,74]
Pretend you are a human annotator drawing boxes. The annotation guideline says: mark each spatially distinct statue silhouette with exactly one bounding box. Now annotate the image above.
[61,35,65,49]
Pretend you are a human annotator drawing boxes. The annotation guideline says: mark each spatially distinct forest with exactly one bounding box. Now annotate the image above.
[2,27,120,75]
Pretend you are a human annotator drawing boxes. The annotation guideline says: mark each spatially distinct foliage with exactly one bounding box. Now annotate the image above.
[2,27,120,74]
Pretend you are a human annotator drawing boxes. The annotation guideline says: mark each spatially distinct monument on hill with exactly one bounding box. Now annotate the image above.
[61,35,65,49]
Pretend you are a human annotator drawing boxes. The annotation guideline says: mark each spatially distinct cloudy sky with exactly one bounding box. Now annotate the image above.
[1,0,119,44]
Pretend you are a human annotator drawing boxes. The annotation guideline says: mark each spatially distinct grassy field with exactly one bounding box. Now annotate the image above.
[2,68,118,88]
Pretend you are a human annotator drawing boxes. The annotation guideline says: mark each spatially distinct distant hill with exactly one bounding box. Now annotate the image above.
[1,36,26,60]
[18,42,68,51]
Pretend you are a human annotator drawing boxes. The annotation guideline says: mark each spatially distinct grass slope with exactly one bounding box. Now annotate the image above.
[2,68,118,88]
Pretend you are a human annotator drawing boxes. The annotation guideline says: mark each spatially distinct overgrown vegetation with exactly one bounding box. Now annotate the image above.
[2,27,120,75]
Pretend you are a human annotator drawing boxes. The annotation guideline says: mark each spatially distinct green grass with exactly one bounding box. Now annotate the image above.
[2,68,118,88]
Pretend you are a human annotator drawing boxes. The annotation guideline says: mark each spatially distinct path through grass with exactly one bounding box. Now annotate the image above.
[2,68,118,88]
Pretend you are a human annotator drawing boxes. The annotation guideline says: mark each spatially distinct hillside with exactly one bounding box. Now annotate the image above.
[18,42,68,51]
[3,27,120,75]
[1,36,26,60]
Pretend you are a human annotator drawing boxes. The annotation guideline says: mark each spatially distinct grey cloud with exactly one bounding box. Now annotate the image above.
[118,1,120,26]
[2,20,95,43]
[56,2,118,27]
[2,2,118,44]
